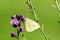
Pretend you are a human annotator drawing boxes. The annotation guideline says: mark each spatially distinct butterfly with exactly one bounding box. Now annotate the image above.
[25,18,40,32]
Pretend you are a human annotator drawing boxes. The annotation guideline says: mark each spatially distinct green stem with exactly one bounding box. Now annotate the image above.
[33,8,38,22]
[40,28,48,40]
[56,0,60,11]
[55,0,60,15]
[26,0,38,22]
[26,0,48,40]
[17,29,19,40]
[21,35,24,40]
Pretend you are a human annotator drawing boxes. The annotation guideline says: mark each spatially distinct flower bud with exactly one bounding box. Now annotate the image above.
[21,16,25,22]
[11,32,16,37]
[11,15,16,19]
[11,16,15,19]
[18,14,25,23]
[16,15,21,21]
[26,1,28,4]
[19,27,24,32]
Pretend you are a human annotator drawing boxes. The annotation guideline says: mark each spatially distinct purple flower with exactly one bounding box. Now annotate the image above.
[21,15,25,22]
[10,19,20,28]
[11,32,16,37]
[19,27,24,32]
[17,14,25,22]
[15,14,25,21]
[21,15,24,20]
[10,19,19,25]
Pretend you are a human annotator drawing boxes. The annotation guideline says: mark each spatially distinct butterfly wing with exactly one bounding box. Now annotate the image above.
[25,18,40,32]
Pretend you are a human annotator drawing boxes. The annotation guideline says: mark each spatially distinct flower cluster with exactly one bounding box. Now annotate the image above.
[10,14,25,38]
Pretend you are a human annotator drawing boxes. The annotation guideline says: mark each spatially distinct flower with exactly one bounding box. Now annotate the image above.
[16,27,24,32]
[11,32,16,37]
[16,15,21,21]
[19,27,24,32]
[10,19,20,28]
[21,15,25,23]
[15,14,25,22]
[10,19,19,25]
[21,16,24,20]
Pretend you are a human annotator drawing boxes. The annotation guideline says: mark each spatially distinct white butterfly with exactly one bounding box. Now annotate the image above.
[25,18,40,32]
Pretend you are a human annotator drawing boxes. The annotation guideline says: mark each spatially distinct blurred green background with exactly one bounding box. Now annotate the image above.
[0,0,60,40]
